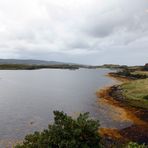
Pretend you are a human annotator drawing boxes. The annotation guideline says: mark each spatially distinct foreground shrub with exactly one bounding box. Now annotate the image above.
[16,111,101,148]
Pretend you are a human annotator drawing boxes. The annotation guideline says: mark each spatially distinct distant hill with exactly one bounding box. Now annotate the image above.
[0,59,93,70]
[0,59,71,65]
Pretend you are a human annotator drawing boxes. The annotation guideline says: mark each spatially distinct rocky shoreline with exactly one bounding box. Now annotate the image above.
[98,74,148,145]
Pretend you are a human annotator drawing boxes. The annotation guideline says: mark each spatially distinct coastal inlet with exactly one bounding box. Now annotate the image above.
[0,69,132,147]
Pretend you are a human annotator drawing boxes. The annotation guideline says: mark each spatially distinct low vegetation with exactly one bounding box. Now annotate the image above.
[0,64,79,70]
[126,142,147,148]
[115,69,148,80]
[121,79,148,109]
[131,71,148,76]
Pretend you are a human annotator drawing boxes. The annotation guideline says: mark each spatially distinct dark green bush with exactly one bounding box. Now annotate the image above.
[143,95,148,100]
[15,111,101,148]
[116,69,148,79]
[117,69,131,77]
[143,64,148,71]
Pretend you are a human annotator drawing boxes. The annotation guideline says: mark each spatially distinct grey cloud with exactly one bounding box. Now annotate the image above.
[0,0,148,65]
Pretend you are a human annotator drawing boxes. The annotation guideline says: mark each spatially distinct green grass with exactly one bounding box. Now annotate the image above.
[121,79,148,109]
[131,71,148,76]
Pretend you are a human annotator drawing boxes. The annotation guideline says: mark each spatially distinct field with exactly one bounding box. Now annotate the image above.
[121,78,148,109]
[132,71,148,76]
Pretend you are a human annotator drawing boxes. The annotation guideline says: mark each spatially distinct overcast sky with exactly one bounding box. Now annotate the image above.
[0,0,148,65]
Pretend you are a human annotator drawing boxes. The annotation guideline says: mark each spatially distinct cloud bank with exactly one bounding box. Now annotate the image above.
[0,0,148,65]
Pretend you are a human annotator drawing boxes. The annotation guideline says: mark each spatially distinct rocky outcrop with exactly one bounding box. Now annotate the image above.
[108,85,125,102]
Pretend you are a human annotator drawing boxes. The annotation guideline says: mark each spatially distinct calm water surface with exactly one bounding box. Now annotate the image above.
[0,69,132,144]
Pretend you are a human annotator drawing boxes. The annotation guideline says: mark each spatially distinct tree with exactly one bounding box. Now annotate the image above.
[16,111,101,148]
